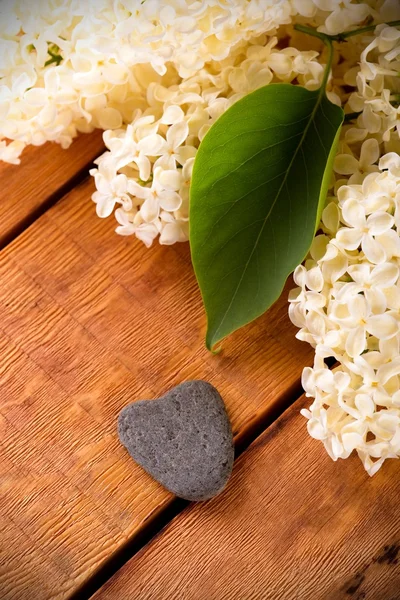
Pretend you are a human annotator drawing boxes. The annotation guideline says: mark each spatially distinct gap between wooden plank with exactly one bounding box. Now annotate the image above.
[73,355,336,600]
[0,132,104,250]
[70,375,307,600]
[1,169,92,251]
[0,178,315,598]
[90,390,400,600]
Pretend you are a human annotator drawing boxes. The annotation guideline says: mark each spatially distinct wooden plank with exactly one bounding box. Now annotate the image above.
[93,396,400,600]
[0,132,104,247]
[0,178,312,599]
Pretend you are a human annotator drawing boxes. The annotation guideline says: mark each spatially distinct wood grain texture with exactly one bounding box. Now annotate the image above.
[0,132,104,247]
[0,176,312,599]
[93,395,400,600]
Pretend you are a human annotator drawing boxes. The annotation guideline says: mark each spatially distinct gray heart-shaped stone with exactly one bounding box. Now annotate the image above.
[118,380,234,501]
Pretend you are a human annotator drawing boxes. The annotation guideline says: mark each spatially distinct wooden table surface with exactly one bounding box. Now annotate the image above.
[0,132,398,600]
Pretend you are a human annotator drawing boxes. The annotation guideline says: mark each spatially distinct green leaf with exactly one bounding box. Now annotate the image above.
[189,83,344,350]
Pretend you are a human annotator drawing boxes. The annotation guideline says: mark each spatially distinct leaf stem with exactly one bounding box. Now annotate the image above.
[321,37,334,91]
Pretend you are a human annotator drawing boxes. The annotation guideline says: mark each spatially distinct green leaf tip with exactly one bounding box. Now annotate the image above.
[190,83,344,349]
[206,337,223,354]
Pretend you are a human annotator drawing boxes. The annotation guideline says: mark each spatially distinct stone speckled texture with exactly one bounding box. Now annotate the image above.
[118,380,234,501]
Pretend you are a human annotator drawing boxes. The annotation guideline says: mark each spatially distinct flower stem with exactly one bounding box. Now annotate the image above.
[293,25,334,91]
[293,24,330,44]
[45,51,63,67]
[336,19,400,40]
[294,20,400,43]
[294,20,400,93]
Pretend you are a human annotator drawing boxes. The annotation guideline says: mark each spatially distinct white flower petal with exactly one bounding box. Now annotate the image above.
[375,231,400,260]
[137,134,166,156]
[127,180,150,200]
[24,87,48,106]
[348,294,369,320]
[367,211,394,236]
[336,227,363,250]
[341,199,366,229]
[158,190,182,212]
[359,138,380,168]
[157,169,182,191]
[305,312,326,338]
[334,153,359,175]
[135,224,159,248]
[362,234,386,264]
[160,105,185,125]
[93,192,115,218]
[345,325,366,358]
[307,419,326,441]
[355,394,375,419]
[160,222,186,245]
[175,145,197,165]
[133,155,151,182]
[305,266,324,292]
[167,121,189,150]
[140,195,159,222]
[347,263,370,285]
[379,152,400,172]
[366,314,398,340]
[182,157,195,181]
[364,288,387,315]
[293,265,307,288]
[370,263,399,287]
[342,431,363,453]
[322,202,339,234]
[378,357,400,385]
[321,252,348,283]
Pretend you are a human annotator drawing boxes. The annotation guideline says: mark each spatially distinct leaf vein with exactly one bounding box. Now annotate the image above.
[206,131,304,195]
[210,87,333,343]
[200,170,287,249]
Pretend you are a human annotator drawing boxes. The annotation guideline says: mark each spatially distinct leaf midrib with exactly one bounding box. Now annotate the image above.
[209,86,327,347]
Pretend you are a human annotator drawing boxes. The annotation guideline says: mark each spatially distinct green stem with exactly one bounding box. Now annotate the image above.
[294,20,400,43]
[321,37,334,90]
[294,20,400,93]
[44,49,63,67]
[337,19,400,40]
[293,23,330,44]
[293,25,334,91]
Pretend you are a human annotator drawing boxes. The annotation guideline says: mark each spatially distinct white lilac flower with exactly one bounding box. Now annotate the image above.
[346,23,400,145]
[90,30,329,245]
[2,0,400,471]
[336,198,394,263]
[290,153,400,475]
[313,0,371,35]
[330,293,398,357]
[128,167,182,223]
[0,0,381,163]
[334,138,380,184]
[91,169,131,219]
[0,0,299,162]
